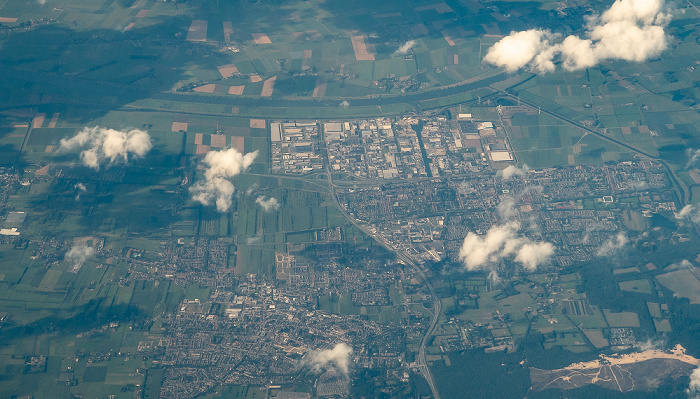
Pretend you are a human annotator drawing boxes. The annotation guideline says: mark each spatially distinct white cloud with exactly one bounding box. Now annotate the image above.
[65,245,94,268]
[458,221,554,272]
[675,204,700,224]
[667,259,693,270]
[687,149,700,169]
[393,40,416,55]
[246,235,262,244]
[596,232,629,256]
[688,367,700,399]
[484,0,671,73]
[339,100,350,108]
[60,126,152,170]
[190,148,258,212]
[488,270,501,285]
[256,196,280,212]
[497,164,530,180]
[483,29,559,73]
[74,182,87,200]
[634,338,665,351]
[497,197,517,218]
[306,343,353,376]
[516,242,555,271]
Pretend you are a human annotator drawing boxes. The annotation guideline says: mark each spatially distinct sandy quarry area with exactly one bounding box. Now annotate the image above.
[564,345,699,371]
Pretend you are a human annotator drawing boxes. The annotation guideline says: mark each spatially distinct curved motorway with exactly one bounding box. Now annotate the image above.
[154,72,508,109]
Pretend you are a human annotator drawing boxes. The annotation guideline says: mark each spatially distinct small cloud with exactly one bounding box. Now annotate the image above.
[515,242,555,272]
[458,220,554,272]
[74,182,87,200]
[497,197,517,218]
[675,204,700,224]
[596,232,629,256]
[59,126,152,170]
[393,40,416,55]
[256,196,280,212]
[634,338,665,351]
[246,236,262,244]
[497,164,530,180]
[305,343,353,376]
[65,245,94,269]
[190,148,258,212]
[497,186,542,220]
[687,367,700,399]
[666,259,693,270]
[339,100,350,108]
[245,184,259,196]
[488,270,501,285]
[627,180,649,190]
[687,149,700,168]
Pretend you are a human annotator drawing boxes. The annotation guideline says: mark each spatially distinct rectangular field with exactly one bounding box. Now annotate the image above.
[218,64,238,78]
[252,33,271,44]
[351,36,375,61]
[228,85,245,95]
[313,78,327,97]
[656,269,700,304]
[261,77,276,97]
[171,122,188,132]
[223,21,233,42]
[186,20,208,42]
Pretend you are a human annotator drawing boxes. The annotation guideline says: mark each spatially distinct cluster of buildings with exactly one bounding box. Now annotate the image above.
[274,114,522,182]
[156,273,411,398]
[338,159,676,269]
[270,122,324,174]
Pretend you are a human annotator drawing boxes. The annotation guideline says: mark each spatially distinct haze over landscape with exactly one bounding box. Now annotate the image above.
[1,0,700,397]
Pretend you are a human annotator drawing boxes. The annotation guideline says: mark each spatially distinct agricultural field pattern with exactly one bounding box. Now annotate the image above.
[1,0,700,398]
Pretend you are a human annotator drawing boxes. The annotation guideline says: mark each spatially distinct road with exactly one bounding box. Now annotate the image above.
[316,128,442,399]
[497,90,691,206]
[152,71,506,109]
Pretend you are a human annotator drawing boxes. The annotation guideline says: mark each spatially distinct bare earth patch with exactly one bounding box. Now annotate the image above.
[231,136,245,153]
[193,84,217,93]
[351,36,375,61]
[32,113,46,128]
[250,119,265,129]
[441,30,455,46]
[228,86,245,95]
[218,64,238,78]
[48,113,60,128]
[172,122,188,132]
[252,33,271,44]
[210,134,226,148]
[261,76,277,97]
[531,345,699,393]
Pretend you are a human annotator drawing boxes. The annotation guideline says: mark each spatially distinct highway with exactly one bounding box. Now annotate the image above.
[317,130,443,399]
[496,90,691,206]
